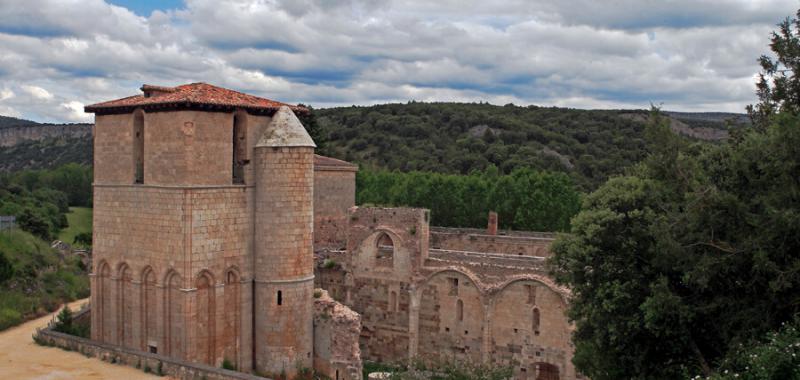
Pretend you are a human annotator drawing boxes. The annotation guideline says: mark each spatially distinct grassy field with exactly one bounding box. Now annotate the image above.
[57,207,92,247]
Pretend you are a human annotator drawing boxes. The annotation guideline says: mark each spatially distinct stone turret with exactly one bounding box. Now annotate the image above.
[253,106,316,377]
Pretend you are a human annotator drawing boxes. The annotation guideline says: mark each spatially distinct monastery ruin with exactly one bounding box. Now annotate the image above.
[81,83,580,380]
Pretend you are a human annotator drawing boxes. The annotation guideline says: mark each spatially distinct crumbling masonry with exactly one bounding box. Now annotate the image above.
[85,83,579,380]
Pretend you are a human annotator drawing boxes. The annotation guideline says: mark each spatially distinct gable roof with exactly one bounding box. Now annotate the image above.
[84,82,307,115]
[314,154,358,171]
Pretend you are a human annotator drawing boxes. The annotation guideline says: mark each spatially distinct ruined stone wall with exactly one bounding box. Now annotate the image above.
[313,290,363,380]
[314,168,356,250]
[430,228,554,257]
[314,207,579,380]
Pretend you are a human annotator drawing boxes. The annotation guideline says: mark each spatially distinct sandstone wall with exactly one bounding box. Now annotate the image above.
[314,207,579,380]
[430,228,554,257]
[313,168,356,250]
[313,289,363,380]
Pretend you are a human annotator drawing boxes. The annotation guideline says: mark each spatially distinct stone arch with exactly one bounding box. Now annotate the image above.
[116,262,134,347]
[355,229,406,271]
[493,275,570,304]
[490,276,570,380]
[96,260,112,344]
[417,268,485,363]
[223,267,241,366]
[374,231,395,268]
[140,266,158,352]
[195,270,216,365]
[535,362,560,380]
[164,269,183,359]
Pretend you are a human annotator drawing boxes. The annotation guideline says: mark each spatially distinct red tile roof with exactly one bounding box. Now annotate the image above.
[84,82,307,115]
[314,154,358,171]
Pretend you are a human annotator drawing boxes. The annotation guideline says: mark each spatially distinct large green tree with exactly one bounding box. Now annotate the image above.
[550,11,800,376]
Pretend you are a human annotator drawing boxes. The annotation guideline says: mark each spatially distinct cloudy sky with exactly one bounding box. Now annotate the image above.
[0,0,794,123]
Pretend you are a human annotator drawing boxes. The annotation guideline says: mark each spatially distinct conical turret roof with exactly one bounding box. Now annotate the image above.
[256,106,316,148]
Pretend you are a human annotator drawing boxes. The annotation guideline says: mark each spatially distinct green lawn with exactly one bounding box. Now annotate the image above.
[58,207,92,247]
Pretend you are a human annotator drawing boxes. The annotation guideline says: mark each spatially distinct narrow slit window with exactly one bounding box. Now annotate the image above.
[456,299,464,321]
[389,291,397,312]
[533,307,540,334]
[232,113,245,184]
[133,111,144,184]
[277,290,282,305]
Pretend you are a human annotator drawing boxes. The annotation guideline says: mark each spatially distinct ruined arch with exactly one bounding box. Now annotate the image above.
[141,266,158,352]
[490,277,570,379]
[223,267,241,366]
[417,268,485,363]
[374,231,395,268]
[116,262,134,347]
[195,270,216,365]
[164,269,183,359]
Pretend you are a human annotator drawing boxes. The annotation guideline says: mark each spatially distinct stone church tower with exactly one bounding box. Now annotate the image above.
[85,83,315,378]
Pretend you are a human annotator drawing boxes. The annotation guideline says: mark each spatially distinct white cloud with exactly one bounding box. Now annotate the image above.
[0,0,795,122]
[21,85,54,100]
[0,88,13,101]
[60,100,91,122]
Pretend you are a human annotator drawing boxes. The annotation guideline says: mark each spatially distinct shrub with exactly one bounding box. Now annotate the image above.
[221,358,236,371]
[0,308,22,330]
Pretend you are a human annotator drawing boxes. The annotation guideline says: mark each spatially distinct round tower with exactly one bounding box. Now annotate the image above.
[253,106,316,377]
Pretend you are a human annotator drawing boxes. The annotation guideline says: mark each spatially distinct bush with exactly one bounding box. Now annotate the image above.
[221,358,236,371]
[705,317,800,380]
[0,307,22,330]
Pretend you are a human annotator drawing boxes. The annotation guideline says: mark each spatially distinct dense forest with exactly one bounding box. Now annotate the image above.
[357,168,580,231]
[316,104,741,190]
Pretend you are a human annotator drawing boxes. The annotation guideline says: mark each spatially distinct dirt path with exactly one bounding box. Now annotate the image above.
[0,298,162,379]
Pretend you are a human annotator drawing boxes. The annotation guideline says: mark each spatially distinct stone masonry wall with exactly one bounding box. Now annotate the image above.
[314,206,580,380]
[34,328,269,380]
[314,168,356,250]
[430,229,554,257]
[313,289,363,380]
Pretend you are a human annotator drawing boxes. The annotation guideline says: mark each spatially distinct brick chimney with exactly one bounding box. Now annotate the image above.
[487,211,498,235]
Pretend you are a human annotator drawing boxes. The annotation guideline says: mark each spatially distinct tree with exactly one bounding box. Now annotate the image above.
[747,10,800,128]
[17,208,52,241]
[550,93,800,379]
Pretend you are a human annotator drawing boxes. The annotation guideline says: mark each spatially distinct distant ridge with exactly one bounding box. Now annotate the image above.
[0,105,748,188]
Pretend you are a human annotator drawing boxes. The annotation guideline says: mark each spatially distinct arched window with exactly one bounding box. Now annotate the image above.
[457,299,464,322]
[375,232,394,268]
[533,307,540,334]
[133,110,144,184]
[232,112,246,184]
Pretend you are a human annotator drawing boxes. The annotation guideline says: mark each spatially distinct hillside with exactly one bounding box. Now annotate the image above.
[0,116,92,172]
[0,104,745,189]
[0,229,89,330]
[316,103,745,189]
